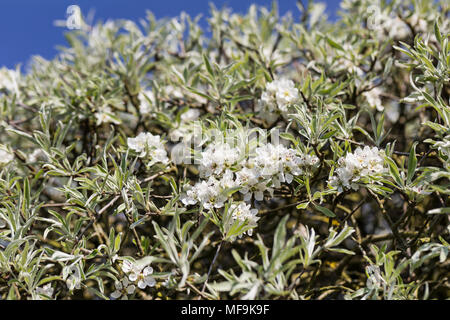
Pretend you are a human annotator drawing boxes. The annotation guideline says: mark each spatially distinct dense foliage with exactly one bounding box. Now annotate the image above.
[0,0,449,300]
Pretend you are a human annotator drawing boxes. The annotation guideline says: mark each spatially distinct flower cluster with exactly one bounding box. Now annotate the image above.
[111,277,136,300]
[363,87,384,112]
[249,143,318,187]
[181,137,319,239]
[368,8,411,40]
[95,106,121,126]
[256,79,299,124]
[228,202,259,237]
[122,260,156,289]
[181,170,236,209]
[127,132,169,164]
[163,84,184,100]
[329,146,386,192]
[198,143,242,178]
[111,260,156,300]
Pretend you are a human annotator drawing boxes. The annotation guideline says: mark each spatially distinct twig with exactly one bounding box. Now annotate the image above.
[75,195,120,244]
[139,166,175,184]
[125,213,145,257]
[342,200,365,223]
[367,188,409,255]
[201,240,223,295]
[361,231,417,245]
[187,282,211,300]
[304,285,354,297]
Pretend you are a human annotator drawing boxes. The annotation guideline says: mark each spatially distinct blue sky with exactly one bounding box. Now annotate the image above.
[0,0,340,69]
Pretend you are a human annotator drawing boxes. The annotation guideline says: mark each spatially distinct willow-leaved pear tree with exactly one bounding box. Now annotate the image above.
[0,0,449,300]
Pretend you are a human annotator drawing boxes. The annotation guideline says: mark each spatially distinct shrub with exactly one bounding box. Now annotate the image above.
[0,0,449,300]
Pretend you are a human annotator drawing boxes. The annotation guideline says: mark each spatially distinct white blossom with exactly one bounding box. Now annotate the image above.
[329,146,386,192]
[198,143,241,178]
[408,183,432,196]
[183,139,318,208]
[256,79,299,124]
[363,87,384,111]
[95,106,121,126]
[180,109,200,123]
[247,143,318,191]
[111,277,136,300]
[127,132,169,164]
[370,9,410,40]
[122,259,138,274]
[181,136,319,240]
[229,202,259,237]
[409,13,428,33]
[181,176,228,209]
[122,260,156,289]
[164,85,184,100]
[132,266,156,289]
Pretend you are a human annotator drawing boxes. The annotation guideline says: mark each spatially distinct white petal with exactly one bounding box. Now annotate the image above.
[128,273,138,282]
[145,276,156,287]
[143,266,153,276]
[285,173,293,184]
[126,285,136,294]
[137,280,146,289]
[122,260,133,273]
[111,291,122,299]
